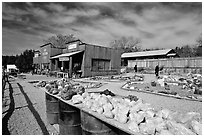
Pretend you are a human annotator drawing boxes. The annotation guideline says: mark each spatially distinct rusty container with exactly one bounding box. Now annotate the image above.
[45,92,59,125]
[59,100,82,135]
[80,110,118,135]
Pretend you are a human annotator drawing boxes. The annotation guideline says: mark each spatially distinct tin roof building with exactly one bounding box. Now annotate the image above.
[121,49,178,66]
[122,49,177,59]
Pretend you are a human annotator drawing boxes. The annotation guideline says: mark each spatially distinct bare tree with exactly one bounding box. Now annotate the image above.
[43,34,77,48]
[196,33,202,47]
[110,36,142,53]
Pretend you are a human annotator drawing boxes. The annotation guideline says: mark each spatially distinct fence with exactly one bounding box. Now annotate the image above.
[128,57,202,74]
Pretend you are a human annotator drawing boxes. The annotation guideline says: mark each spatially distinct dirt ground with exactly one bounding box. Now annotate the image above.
[3,72,201,135]
[24,72,202,115]
[85,72,202,115]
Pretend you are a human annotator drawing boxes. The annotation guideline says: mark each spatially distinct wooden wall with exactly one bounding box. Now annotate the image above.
[50,47,63,57]
[128,57,202,74]
[40,46,50,64]
[82,44,121,77]
[33,56,41,64]
[62,44,85,53]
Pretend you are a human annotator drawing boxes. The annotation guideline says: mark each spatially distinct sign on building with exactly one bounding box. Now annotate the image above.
[68,43,77,50]
[59,57,69,61]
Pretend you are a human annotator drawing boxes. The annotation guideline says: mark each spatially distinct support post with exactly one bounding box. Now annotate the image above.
[55,59,58,70]
[69,57,72,78]
[62,61,65,71]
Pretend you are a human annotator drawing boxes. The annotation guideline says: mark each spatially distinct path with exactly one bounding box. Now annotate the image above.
[2,75,59,135]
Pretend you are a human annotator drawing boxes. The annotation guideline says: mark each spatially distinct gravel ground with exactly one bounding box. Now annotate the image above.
[2,73,202,135]
[86,73,202,115]
[2,74,59,135]
[27,73,202,115]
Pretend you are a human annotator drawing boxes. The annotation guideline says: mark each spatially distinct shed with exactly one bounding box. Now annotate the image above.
[33,43,63,73]
[50,40,121,77]
[121,49,178,66]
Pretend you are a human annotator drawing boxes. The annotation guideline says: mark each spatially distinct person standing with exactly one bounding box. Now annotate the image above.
[46,68,50,77]
[134,65,137,73]
[155,65,159,78]
[61,67,64,72]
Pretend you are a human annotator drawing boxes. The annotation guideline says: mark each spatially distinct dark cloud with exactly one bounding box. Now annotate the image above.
[4,2,29,10]
[161,2,202,12]
[175,30,189,36]
[99,6,117,18]
[63,2,86,10]
[74,16,94,26]
[2,2,202,55]
[121,2,157,14]
[139,30,155,39]
[118,19,137,26]
[71,28,79,32]
[3,19,27,30]
[157,26,176,31]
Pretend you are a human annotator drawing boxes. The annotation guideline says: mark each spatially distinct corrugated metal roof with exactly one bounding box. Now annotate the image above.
[40,43,52,48]
[121,49,173,58]
[51,50,83,59]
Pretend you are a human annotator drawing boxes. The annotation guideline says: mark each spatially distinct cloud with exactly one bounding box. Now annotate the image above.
[30,7,49,18]
[2,2,202,55]
[2,3,28,15]
[139,30,155,39]
[66,8,100,17]
[46,3,66,12]
[121,4,201,48]
[2,28,43,55]
[2,3,29,22]
[51,15,76,25]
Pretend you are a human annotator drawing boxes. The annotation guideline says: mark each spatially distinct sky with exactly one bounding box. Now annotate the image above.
[2,2,202,55]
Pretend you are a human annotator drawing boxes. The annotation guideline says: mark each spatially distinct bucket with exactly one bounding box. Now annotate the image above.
[80,110,117,135]
[59,100,82,135]
[45,92,59,125]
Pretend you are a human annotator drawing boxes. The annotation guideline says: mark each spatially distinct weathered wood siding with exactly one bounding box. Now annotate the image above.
[33,56,41,64]
[40,46,50,64]
[62,42,86,53]
[50,47,63,57]
[83,45,121,77]
[128,57,202,73]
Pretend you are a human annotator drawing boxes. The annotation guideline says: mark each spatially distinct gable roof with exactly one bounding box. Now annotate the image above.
[65,39,82,45]
[121,49,173,58]
[40,43,52,48]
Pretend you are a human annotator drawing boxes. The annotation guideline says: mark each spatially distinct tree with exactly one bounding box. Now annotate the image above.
[110,36,142,53]
[2,49,35,73]
[196,34,202,47]
[15,53,25,72]
[2,55,16,67]
[174,45,202,57]
[43,34,77,48]
[143,47,164,51]
[174,45,192,57]
[194,45,202,57]
[173,34,202,57]
[194,34,202,56]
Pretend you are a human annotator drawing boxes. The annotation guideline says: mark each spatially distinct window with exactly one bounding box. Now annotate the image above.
[92,60,98,71]
[92,59,110,71]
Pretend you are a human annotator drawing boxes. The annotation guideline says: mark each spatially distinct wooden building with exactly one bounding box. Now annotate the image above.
[50,40,121,77]
[121,49,178,66]
[33,43,63,73]
[34,40,121,77]
[33,49,41,73]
